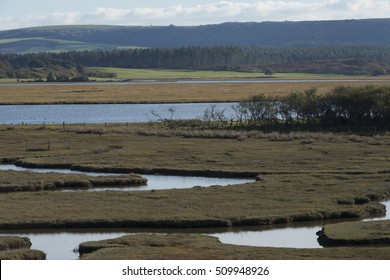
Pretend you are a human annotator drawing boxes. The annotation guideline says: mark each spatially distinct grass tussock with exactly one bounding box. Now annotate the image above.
[0,236,46,260]
[0,236,31,251]
[0,249,46,260]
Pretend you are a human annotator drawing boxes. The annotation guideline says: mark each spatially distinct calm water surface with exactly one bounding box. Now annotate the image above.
[0,103,237,124]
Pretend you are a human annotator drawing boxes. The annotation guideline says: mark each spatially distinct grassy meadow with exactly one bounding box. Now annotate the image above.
[87,67,362,80]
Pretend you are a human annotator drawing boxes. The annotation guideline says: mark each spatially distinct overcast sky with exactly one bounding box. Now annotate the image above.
[0,0,389,30]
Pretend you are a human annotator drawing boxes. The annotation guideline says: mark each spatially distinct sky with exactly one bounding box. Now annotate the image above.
[0,0,389,30]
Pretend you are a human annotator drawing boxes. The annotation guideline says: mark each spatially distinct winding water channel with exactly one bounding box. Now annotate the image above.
[0,164,388,260]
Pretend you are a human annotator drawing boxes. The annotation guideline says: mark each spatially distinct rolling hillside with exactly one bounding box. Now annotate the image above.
[1,18,390,53]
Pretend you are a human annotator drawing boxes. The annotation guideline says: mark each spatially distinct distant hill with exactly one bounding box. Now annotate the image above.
[1,18,390,53]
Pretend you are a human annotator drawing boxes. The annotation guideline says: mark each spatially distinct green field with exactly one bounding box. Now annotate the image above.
[88,67,359,80]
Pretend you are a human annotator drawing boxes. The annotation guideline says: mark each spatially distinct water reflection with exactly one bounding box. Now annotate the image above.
[0,102,237,124]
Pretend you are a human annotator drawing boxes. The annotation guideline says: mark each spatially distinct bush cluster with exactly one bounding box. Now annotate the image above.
[230,86,390,130]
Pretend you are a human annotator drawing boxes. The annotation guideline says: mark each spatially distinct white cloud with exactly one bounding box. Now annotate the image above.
[1,1,390,30]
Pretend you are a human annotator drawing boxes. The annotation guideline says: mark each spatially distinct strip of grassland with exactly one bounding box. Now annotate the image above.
[78,234,390,260]
[317,220,390,246]
[1,79,390,104]
[87,67,362,80]
[0,170,146,192]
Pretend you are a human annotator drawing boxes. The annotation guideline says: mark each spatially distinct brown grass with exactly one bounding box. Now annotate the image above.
[1,80,390,104]
[0,249,46,260]
[0,172,388,229]
[0,236,46,260]
[317,220,390,246]
[0,125,390,259]
[0,170,146,192]
[79,234,390,260]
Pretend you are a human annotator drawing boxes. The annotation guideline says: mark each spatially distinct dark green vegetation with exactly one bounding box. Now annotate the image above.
[203,86,390,131]
[78,234,390,260]
[317,220,390,247]
[1,19,390,52]
[0,236,46,260]
[1,45,390,79]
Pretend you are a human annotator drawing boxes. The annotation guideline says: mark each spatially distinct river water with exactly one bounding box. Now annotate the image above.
[0,164,388,260]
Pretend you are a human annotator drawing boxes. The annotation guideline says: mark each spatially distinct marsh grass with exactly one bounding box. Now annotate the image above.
[0,236,31,250]
[318,220,390,247]
[0,236,46,260]
[65,124,390,146]
[78,234,390,260]
[1,125,390,259]
[1,80,390,104]
[2,125,390,175]
[0,249,46,260]
[0,170,146,192]
[0,172,388,229]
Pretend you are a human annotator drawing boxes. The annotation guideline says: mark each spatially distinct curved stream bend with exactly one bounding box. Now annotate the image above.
[0,164,388,259]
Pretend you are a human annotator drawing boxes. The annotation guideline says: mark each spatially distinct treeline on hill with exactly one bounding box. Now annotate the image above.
[197,86,390,131]
[1,45,390,80]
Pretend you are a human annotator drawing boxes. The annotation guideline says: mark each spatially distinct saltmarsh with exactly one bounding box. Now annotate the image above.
[78,234,390,260]
[0,236,45,260]
[1,79,390,104]
[0,125,389,230]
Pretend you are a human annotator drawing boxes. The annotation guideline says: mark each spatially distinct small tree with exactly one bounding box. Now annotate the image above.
[46,72,56,82]
[264,68,274,77]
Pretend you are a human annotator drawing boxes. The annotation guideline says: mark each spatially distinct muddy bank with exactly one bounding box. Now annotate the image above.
[317,220,390,247]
